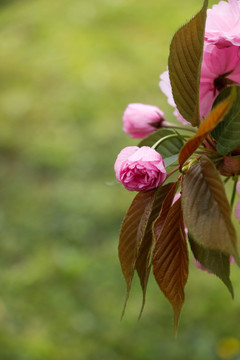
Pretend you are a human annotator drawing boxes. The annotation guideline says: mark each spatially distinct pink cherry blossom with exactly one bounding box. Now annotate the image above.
[235,181,240,224]
[199,44,240,118]
[159,71,190,125]
[205,0,240,48]
[114,146,167,191]
[159,44,240,122]
[122,103,166,138]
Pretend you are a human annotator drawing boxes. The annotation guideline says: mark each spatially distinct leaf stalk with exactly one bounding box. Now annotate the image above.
[230,176,239,210]
[151,134,190,150]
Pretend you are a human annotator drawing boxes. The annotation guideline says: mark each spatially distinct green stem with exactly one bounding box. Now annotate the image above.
[181,158,198,173]
[194,150,216,156]
[164,124,197,134]
[166,165,180,179]
[196,145,216,153]
[230,176,239,210]
[224,177,231,184]
[151,133,190,150]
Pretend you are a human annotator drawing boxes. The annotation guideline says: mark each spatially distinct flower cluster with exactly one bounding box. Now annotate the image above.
[115,104,168,192]
[114,0,240,329]
[115,0,240,226]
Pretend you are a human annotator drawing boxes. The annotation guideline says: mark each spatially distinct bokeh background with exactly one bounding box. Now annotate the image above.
[0,0,240,359]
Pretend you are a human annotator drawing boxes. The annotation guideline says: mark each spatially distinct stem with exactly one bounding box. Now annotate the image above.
[151,133,190,150]
[224,177,230,184]
[230,176,239,210]
[164,124,197,134]
[194,150,216,156]
[204,136,216,150]
[214,156,224,162]
[166,165,180,179]
[181,158,198,173]
[196,145,216,153]
[152,134,179,149]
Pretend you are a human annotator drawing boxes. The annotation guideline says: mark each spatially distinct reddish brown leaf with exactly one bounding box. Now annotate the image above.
[152,198,189,333]
[178,91,235,167]
[119,189,156,316]
[153,181,179,241]
[119,184,174,317]
[135,183,174,317]
[181,155,240,263]
[168,0,208,126]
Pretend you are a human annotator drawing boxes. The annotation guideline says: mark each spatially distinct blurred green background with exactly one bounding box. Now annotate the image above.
[0,0,240,359]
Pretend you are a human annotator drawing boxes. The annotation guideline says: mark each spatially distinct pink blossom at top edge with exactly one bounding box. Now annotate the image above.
[205,0,240,47]
[200,44,240,118]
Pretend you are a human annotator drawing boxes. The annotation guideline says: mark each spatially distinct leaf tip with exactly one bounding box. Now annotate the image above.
[173,307,181,337]
[120,289,130,320]
[138,294,146,320]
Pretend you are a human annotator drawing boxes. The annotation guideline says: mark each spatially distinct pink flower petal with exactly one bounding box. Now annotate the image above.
[194,258,213,274]
[237,181,240,196]
[159,70,190,125]
[235,200,240,223]
[234,181,240,224]
[114,146,139,181]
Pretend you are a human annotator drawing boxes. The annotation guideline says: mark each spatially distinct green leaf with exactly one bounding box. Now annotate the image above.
[168,0,208,127]
[181,155,239,263]
[164,154,178,168]
[139,129,183,168]
[178,90,234,167]
[152,198,188,334]
[188,234,234,297]
[118,184,173,317]
[211,86,240,155]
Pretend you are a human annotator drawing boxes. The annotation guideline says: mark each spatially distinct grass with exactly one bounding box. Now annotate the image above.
[0,0,239,359]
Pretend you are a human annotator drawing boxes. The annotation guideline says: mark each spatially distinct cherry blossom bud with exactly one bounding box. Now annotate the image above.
[114,146,167,191]
[123,103,166,139]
